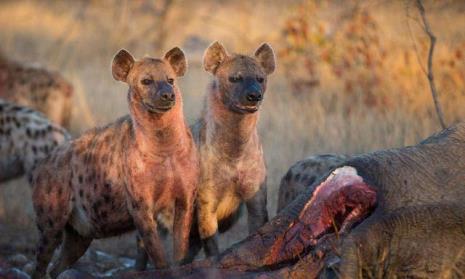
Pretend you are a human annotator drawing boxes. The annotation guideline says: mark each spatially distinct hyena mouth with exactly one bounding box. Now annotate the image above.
[266,166,377,265]
[143,101,174,113]
[233,103,260,113]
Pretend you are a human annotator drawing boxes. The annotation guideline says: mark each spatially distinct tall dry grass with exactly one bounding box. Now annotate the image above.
[0,0,464,256]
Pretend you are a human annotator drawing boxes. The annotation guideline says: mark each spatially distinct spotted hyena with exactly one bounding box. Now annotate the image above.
[0,52,73,127]
[193,42,275,257]
[277,154,349,213]
[30,47,199,279]
[0,98,70,182]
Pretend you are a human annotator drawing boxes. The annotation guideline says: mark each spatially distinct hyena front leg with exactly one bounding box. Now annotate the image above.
[197,190,220,258]
[245,181,269,234]
[134,235,149,271]
[173,194,195,264]
[129,197,167,269]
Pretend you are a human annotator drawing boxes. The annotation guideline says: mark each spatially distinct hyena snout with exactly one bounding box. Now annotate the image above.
[145,81,176,112]
[246,90,263,102]
[159,90,175,102]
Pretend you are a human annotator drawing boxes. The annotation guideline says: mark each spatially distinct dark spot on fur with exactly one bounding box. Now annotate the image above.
[284,171,292,182]
[54,231,62,240]
[93,200,102,213]
[132,201,140,210]
[295,173,301,181]
[101,154,109,164]
[100,210,108,220]
[48,218,54,228]
[308,176,316,186]
[37,206,44,215]
[79,189,84,197]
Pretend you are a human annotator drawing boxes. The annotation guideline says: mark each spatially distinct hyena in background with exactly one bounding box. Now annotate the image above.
[0,52,73,127]
[30,47,199,279]
[0,98,70,182]
[194,42,275,257]
[277,154,349,213]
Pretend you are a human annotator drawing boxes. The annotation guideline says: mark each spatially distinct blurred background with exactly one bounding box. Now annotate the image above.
[0,0,464,274]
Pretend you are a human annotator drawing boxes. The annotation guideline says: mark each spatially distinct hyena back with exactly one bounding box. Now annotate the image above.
[0,52,73,127]
[30,47,198,279]
[277,154,349,213]
[0,98,70,182]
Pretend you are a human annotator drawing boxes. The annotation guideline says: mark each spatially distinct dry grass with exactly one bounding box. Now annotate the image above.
[0,0,464,259]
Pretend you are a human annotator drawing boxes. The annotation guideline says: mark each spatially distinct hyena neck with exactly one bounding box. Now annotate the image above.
[128,88,189,156]
[205,84,259,159]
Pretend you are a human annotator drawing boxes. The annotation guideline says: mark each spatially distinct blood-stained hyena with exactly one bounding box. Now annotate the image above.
[30,47,199,279]
[193,42,275,257]
[0,98,70,182]
[277,154,349,213]
[0,52,73,127]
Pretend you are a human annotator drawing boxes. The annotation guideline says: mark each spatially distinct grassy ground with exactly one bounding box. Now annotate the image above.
[0,0,464,264]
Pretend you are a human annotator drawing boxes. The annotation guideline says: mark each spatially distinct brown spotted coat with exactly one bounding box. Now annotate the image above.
[0,98,70,182]
[30,48,198,279]
[0,52,73,127]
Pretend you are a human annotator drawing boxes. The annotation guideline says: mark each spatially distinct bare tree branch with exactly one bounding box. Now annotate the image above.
[415,0,447,129]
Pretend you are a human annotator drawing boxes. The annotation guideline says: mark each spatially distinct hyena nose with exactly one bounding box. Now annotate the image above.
[160,91,175,101]
[246,91,263,102]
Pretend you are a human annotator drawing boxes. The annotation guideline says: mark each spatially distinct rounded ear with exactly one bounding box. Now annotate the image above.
[112,49,135,82]
[254,43,276,75]
[164,47,187,77]
[203,41,228,74]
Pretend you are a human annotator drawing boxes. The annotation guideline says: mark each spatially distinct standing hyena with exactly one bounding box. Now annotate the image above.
[0,52,73,127]
[30,47,199,279]
[194,42,275,257]
[0,99,70,182]
[277,154,349,213]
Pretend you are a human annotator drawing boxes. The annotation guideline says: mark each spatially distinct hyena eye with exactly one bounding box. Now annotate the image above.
[167,78,174,85]
[141,79,153,85]
[256,76,264,83]
[228,75,243,83]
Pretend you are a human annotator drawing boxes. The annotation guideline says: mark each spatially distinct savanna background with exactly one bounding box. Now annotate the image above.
[1,0,464,276]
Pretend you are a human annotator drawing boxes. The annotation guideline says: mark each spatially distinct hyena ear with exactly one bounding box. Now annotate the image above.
[164,47,187,77]
[254,43,276,75]
[112,49,135,82]
[203,41,228,74]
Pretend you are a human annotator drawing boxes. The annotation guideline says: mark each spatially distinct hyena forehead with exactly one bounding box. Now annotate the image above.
[127,58,175,81]
[217,55,266,77]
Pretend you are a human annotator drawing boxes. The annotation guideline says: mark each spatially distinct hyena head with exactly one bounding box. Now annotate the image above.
[203,42,276,114]
[112,47,187,114]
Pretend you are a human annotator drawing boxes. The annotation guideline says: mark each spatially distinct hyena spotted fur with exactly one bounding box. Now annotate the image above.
[0,52,73,127]
[0,98,70,182]
[193,42,275,257]
[30,48,198,279]
[277,154,349,213]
